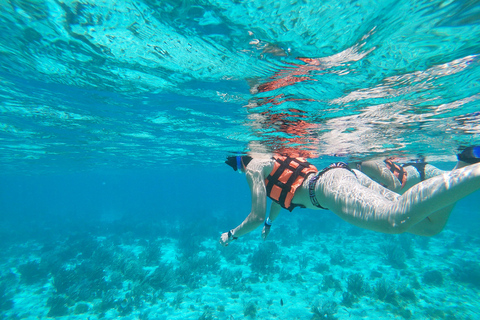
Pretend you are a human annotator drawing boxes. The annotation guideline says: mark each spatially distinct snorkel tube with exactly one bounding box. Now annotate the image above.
[236,156,243,173]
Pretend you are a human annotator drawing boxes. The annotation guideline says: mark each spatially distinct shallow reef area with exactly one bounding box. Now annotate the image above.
[0,213,479,320]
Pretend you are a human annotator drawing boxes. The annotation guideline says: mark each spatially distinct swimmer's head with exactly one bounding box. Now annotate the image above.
[225,155,253,172]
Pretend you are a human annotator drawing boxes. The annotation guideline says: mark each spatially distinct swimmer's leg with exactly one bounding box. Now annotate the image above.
[423,164,447,179]
[406,204,455,236]
[352,169,400,201]
[405,164,454,236]
[358,160,402,192]
[318,163,480,235]
[388,163,480,233]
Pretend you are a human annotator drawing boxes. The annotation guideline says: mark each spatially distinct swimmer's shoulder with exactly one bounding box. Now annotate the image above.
[245,157,275,178]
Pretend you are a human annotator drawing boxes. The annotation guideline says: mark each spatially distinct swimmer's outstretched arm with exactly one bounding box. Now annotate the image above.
[220,168,267,246]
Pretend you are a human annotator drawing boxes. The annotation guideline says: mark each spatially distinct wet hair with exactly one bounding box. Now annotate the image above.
[225,155,253,171]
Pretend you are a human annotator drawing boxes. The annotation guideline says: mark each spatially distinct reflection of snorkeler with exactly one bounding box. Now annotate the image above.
[220,148,480,246]
[250,57,323,94]
[245,45,324,157]
[251,105,319,159]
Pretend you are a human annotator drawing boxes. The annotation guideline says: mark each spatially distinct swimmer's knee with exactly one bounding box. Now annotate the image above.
[416,225,444,237]
[391,222,443,236]
[405,221,446,237]
[387,224,409,234]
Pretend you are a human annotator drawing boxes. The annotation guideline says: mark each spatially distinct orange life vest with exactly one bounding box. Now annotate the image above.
[265,156,318,211]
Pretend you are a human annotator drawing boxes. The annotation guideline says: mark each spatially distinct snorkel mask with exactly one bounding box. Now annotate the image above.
[225,155,253,172]
[457,146,480,164]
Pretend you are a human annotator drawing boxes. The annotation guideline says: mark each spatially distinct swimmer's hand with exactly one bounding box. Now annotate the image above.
[261,223,271,241]
[219,230,237,246]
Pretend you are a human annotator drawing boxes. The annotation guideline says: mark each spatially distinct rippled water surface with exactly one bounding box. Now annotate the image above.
[1,0,480,172]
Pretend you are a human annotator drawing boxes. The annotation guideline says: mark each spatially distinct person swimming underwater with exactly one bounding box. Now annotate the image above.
[220,148,480,246]
[354,147,480,193]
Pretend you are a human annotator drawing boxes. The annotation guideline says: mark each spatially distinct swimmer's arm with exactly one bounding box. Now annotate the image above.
[220,168,267,246]
[231,168,267,237]
[267,202,281,221]
[262,202,281,240]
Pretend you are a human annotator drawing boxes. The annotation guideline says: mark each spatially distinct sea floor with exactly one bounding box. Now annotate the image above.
[1,214,479,320]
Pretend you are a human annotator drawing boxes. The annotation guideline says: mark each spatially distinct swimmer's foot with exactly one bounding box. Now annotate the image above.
[457,146,480,167]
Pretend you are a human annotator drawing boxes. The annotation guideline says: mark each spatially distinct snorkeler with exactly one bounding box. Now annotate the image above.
[219,148,480,246]
[355,147,480,194]
[345,147,480,237]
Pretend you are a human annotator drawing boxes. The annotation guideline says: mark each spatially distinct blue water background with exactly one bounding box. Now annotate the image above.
[1,162,478,242]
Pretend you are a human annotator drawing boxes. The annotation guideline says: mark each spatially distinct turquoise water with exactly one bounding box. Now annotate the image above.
[1,0,480,319]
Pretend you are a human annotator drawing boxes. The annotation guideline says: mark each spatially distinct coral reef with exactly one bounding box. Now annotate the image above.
[146,262,175,291]
[311,301,337,320]
[46,295,69,317]
[73,302,90,314]
[422,270,443,286]
[198,309,214,320]
[96,290,117,313]
[299,255,310,270]
[249,242,279,274]
[0,284,13,312]
[243,301,257,318]
[312,262,329,274]
[17,260,49,285]
[139,241,162,266]
[341,273,366,307]
[322,275,342,292]
[416,236,430,250]
[341,291,355,308]
[398,288,416,302]
[52,263,109,301]
[346,273,366,297]
[374,279,397,304]
[173,248,220,290]
[452,259,480,288]
[329,250,346,266]
[399,235,415,259]
[52,267,78,295]
[380,241,406,269]
[219,268,244,290]
[170,292,184,310]
[118,257,146,282]
[1,202,479,320]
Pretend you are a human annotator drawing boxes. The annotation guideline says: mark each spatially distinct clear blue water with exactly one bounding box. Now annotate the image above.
[1,0,480,171]
[1,1,480,319]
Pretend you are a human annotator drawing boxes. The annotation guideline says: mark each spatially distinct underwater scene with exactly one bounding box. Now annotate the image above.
[1,0,480,319]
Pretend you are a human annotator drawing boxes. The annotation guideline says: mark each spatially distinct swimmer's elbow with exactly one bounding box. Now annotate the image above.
[246,210,265,224]
[386,221,409,234]
[252,216,265,225]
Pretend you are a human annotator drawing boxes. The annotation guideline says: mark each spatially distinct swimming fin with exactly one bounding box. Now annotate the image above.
[457,146,480,164]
